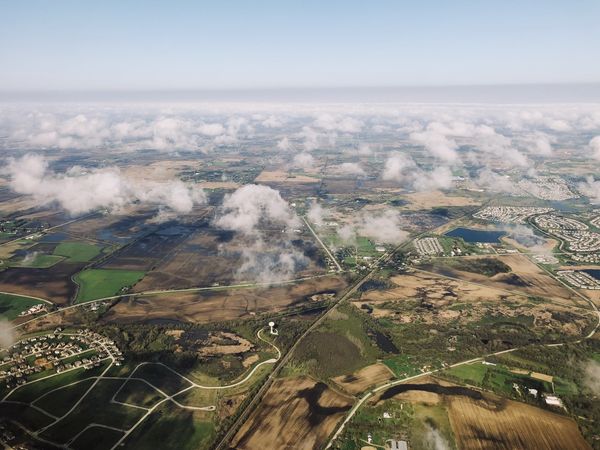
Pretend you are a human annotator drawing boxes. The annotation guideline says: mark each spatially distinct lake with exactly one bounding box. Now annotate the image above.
[583,269,600,281]
[445,227,506,243]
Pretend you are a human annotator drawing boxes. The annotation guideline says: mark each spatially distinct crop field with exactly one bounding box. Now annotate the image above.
[0,260,89,304]
[420,254,582,305]
[9,253,65,268]
[102,275,347,324]
[331,362,394,395]
[231,376,353,450]
[0,292,44,320]
[124,402,215,450]
[39,379,146,444]
[446,392,591,450]
[74,268,146,302]
[53,241,103,262]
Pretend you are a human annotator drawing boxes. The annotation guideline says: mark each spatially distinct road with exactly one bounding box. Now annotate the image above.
[0,328,281,450]
[10,273,333,331]
[303,216,343,272]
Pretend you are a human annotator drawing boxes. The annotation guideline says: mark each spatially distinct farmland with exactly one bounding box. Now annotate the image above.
[0,292,45,320]
[74,269,146,303]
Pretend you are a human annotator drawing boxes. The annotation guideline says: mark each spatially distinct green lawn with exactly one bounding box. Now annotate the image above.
[53,242,103,262]
[444,363,487,386]
[74,269,145,303]
[125,402,215,450]
[0,293,45,320]
[10,254,64,268]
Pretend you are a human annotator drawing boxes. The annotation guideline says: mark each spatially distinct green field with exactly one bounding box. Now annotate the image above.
[10,253,64,268]
[0,293,45,320]
[34,379,96,417]
[124,402,215,450]
[54,242,103,262]
[74,269,145,302]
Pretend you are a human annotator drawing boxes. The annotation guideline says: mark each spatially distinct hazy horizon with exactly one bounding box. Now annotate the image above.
[2,83,600,104]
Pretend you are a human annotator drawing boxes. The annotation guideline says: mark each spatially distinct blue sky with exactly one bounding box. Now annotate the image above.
[1,0,599,90]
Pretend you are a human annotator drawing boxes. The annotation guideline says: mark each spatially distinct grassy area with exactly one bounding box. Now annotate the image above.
[34,379,95,417]
[125,402,215,450]
[114,379,165,408]
[53,241,103,262]
[133,364,191,396]
[7,361,109,403]
[291,305,382,378]
[70,426,124,450]
[39,379,145,444]
[74,269,145,302]
[0,293,45,320]
[10,254,64,268]
[383,354,421,378]
[443,363,487,385]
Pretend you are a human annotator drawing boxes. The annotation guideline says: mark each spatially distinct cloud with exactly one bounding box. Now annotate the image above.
[589,136,600,161]
[382,153,417,182]
[0,320,15,349]
[582,359,600,395]
[335,162,365,176]
[577,176,600,204]
[410,125,459,162]
[214,184,306,283]
[423,422,450,450]
[293,152,316,170]
[214,184,300,235]
[412,166,453,191]
[197,122,225,136]
[523,132,554,156]
[341,209,408,245]
[313,114,363,133]
[307,200,327,226]
[235,240,308,283]
[4,154,206,215]
[277,136,291,151]
[382,154,453,191]
[475,169,519,194]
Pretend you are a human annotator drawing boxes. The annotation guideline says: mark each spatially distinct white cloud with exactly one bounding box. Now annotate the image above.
[214,184,300,235]
[382,153,416,182]
[335,162,365,176]
[589,136,600,161]
[4,154,206,215]
[293,152,316,170]
[340,209,408,245]
[307,200,327,226]
[0,320,15,349]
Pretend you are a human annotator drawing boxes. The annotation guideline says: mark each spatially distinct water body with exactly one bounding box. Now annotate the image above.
[446,227,506,243]
[583,269,600,281]
[379,383,483,401]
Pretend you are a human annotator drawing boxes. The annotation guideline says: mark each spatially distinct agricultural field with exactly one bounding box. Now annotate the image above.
[230,376,353,450]
[74,268,146,303]
[0,292,46,320]
[53,241,103,262]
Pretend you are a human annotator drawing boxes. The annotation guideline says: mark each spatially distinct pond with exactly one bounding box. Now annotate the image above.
[583,269,600,281]
[445,227,506,243]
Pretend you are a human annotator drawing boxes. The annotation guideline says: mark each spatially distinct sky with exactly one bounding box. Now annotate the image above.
[0,0,599,92]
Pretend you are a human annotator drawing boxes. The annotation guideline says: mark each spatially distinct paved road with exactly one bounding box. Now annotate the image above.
[303,216,343,272]
[10,273,333,330]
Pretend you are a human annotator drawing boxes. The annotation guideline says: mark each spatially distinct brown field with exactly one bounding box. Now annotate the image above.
[331,363,394,395]
[355,269,593,337]
[401,190,480,210]
[255,170,320,183]
[0,261,87,305]
[230,376,353,450]
[447,393,591,450]
[103,276,347,324]
[425,254,583,305]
